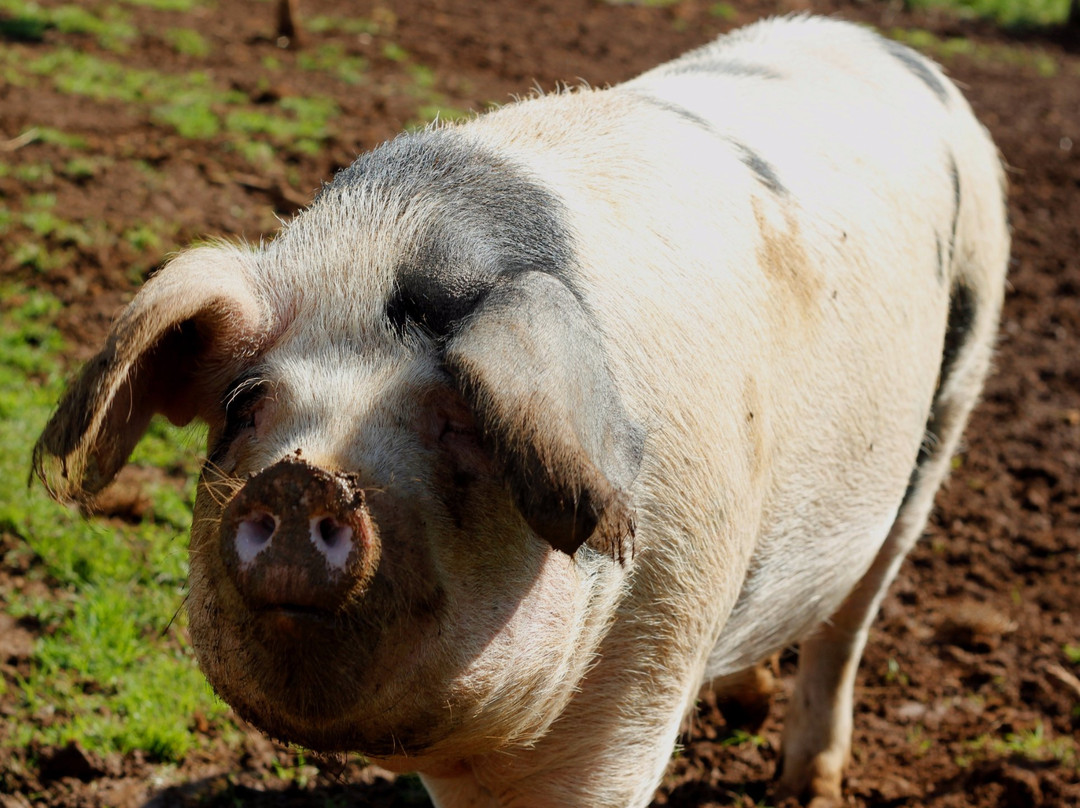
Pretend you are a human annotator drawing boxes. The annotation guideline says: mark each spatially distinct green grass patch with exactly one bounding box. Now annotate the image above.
[297,42,369,85]
[888,27,1060,76]
[0,47,343,156]
[709,2,737,19]
[720,728,768,749]
[152,95,222,138]
[958,722,1079,769]
[306,14,383,36]
[116,0,206,10]
[988,725,1077,765]
[602,0,683,7]
[0,1,137,51]
[0,286,228,761]
[29,126,90,151]
[11,163,54,184]
[163,27,211,58]
[905,0,1072,27]
[62,155,111,181]
[382,42,409,63]
[225,95,340,154]
[3,193,178,276]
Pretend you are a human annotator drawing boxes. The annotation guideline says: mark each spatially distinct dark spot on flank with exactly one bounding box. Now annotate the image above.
[939,282,975,393]
[726,138,786,196]
[904,281,978,501]
[900,462,922,511]
[935,232,945,282]
[881,38,950,105]
[948,154,961,267]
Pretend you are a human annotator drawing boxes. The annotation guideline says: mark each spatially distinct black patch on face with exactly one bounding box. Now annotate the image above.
[665,59,782,80]
[321,130,577,337]
[881,39,949,105]
[317,128,643,559]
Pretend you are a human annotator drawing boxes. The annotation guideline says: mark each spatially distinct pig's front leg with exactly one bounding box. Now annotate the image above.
[417,659,703,808]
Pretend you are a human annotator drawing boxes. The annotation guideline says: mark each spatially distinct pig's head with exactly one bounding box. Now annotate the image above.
[33,131,643,763]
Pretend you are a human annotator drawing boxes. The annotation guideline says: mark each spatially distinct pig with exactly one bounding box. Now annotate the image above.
[33,15,1009,808]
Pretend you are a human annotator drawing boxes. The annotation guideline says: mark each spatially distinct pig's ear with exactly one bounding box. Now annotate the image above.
[443,271,644,560]
[33,245,272,503]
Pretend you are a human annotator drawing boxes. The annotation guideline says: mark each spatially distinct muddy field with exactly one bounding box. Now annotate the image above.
[1,0,1078,806]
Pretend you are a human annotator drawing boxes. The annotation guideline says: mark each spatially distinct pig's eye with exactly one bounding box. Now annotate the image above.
[220,379,268,440]
[209,380,268,468]
[225,385,265,431]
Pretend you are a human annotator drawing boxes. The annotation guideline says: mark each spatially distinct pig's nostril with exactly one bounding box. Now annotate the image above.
[318,517,341,546]
[236,512,277,565]
[310,516,354,570]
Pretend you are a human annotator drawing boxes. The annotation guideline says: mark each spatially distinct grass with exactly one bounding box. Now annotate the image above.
[0,45,344,160]
[955,722,1079,769]
[10,126,92,151]
[1,188,179,276]
[888,26,1060,76]
[297,42,369,85]
[709,2,737,19]
[602,0,684,7]
[0,287,228,763]
[0,1,137,51]
[720,728,768,749]
[905,0,1073,27]
[885,657,911,686]
[117,0,206,10]
[163,26,211,58]
[306,14,382,36]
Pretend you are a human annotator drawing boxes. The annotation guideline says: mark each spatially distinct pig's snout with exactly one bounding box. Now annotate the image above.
[220,457,379,617]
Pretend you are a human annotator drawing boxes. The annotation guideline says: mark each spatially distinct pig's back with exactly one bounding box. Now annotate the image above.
[460,15,1006,671]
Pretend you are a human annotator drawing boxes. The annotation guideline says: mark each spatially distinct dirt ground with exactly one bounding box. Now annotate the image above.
[1,0,1078,806]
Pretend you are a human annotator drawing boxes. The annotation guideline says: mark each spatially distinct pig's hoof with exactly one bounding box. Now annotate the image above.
[775,752,844,808]
[710,659,778,730]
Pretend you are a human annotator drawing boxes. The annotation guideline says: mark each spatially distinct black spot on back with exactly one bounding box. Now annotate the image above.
[626,93,786,196]
[625,91,716,134]
[664,59,782,80]
[880,38,949,105]
[725,138,786,196]
[321,130,576,337]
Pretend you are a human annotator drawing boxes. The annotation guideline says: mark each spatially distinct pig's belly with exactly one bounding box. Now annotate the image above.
[703,502,900,679]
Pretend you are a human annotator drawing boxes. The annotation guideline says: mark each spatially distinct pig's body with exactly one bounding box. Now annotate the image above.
[35,16,1008,808]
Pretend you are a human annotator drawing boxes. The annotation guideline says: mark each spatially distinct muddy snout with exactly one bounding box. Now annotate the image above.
[220,457,379,616]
